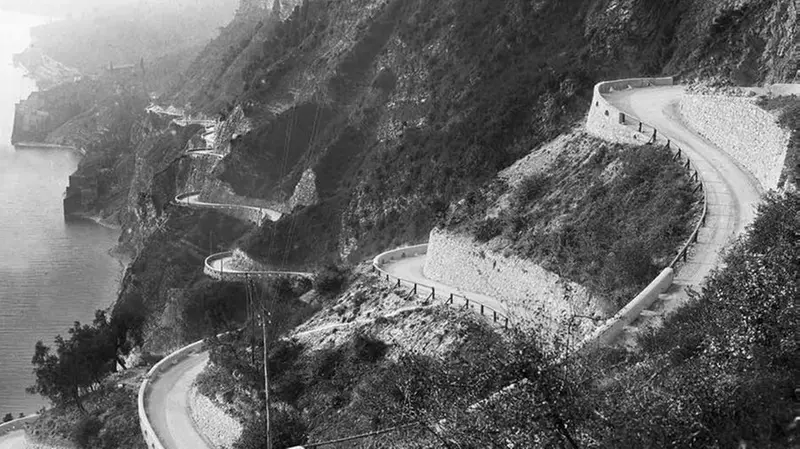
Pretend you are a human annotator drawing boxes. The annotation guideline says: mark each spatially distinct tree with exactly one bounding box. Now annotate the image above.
[27,311,126,411]
[2,413,12,423]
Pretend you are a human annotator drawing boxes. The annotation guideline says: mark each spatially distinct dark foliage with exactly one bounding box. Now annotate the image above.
[27,310,135,410]
[72,415,103,448]
[313,264,349,295]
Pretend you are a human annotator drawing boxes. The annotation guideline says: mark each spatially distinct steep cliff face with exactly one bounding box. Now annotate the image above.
[204,0,718,267]
[103,0,798,272]
[59,0,798,349]
[664,0,799,84]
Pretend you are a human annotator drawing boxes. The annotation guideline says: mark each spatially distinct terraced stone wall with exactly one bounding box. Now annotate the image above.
[423,228,615,344]
[679,94,790,190]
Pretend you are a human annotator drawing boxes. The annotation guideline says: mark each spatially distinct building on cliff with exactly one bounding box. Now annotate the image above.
[63,175,98,217]
[11,93,51,144]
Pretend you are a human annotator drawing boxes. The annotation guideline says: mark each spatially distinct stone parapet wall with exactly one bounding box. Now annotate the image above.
[586,77,673,143]
[423,229,614,343]
[138,339,207,449]
[203,251,312,282]
[679,94,790,190]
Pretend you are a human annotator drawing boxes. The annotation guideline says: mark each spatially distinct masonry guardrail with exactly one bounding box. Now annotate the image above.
[372,245,511,329]
[575,77,709,352]
[138,338,207,449]
[204,251,312,281]
[173,192,283,223]
[613,98,709,270]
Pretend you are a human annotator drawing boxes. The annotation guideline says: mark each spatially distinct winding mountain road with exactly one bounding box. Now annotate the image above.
[142,83,766,449]
[605,86,762,324]
[174,192,283,222]
[381,254,511,319]
[146,352,214,449]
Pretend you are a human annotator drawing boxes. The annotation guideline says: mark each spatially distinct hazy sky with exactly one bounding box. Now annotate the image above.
[0,0,233,17]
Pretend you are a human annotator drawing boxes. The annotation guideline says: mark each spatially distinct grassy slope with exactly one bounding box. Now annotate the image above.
[448,133,700,308]
[208,193,797,448]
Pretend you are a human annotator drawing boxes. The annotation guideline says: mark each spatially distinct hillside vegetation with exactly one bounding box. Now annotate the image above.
[446,133,700,307]
[197,192,798,448]
[169,0,795,271]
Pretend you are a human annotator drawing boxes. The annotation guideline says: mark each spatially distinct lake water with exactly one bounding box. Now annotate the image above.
[0,10,122,415]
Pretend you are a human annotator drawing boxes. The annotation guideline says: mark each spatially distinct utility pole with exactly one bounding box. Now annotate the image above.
[258,282,272,449]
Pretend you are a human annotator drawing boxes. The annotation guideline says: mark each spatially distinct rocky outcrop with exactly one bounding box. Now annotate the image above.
[214,105,251,156]
[287,168,319,210]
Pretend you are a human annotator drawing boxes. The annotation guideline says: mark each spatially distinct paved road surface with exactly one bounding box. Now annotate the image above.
[175,193,283,222]
[0,431,25,449]
[145,352,214,449]
[606,86,762,322]
[382,254,511,321]
[187,149,223,158]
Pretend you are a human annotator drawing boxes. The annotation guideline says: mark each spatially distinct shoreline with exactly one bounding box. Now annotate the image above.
[14,142,86,156]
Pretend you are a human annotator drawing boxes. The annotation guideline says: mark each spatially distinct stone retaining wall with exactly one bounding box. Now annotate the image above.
[188,387,242,449]
[679,94,790,190]
[423,229,614,343]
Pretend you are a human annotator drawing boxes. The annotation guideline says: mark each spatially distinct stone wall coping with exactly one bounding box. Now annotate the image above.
[372,244,511,327]
[173,192,283,223]
[573,268,675,353]
[582,76,709,351]
[138,338,208,449]
[203,251,312,281]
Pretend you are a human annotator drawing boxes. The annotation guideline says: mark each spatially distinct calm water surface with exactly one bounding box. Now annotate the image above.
[0,10,122,415]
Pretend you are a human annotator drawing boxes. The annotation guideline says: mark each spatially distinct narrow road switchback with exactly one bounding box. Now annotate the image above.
[606,85,763,330]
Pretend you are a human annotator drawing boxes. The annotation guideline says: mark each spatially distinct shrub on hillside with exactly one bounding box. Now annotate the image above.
[493,140,698,308]
[313,264,349,295]
[348,333,388,363]
[581,191,799,447]
[473,217,504,242]
[72,416,102,448]
[234,408,308,449]
[512,173,549,211]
